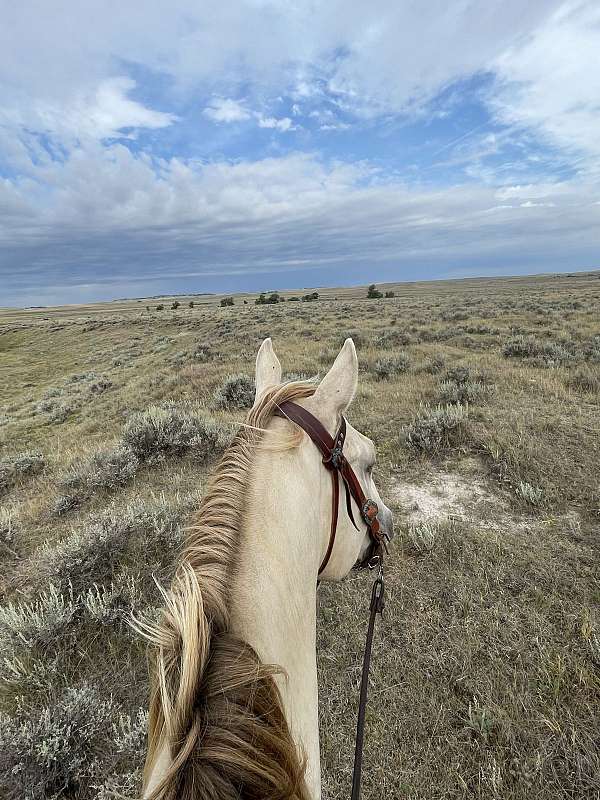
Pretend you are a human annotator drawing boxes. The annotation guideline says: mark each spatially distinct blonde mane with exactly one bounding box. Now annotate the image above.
[138,381,316,800]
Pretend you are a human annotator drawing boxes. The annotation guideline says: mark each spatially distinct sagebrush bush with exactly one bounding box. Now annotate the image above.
[374,353,410,379]
[123,402,229,460]
[32,498,188,593]
[0,450,45,494]
[82,576,142,625]
[374,330,415,348]
[403,404,468,453]
[59,446,140,503]
[0,506,17,544]
[0,684,146,800]
[0,583,77,652]
[437,379,490,405]
[213,373,255,409]
[408,521,438,553]
[502,335,573,366]
[516,481,544,506]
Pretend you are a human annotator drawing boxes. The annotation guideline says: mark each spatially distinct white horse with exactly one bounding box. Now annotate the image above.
[138,337,394,800]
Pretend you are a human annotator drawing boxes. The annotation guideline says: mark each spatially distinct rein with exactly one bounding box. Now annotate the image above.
[274,401,388,800]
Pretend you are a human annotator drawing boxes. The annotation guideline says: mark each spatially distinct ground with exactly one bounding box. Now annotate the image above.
[1,272,599,799]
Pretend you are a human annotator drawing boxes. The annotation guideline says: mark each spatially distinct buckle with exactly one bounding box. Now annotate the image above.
[362,499,379,525]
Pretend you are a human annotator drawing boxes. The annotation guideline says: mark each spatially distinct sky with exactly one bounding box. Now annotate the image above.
[1,1,599,307]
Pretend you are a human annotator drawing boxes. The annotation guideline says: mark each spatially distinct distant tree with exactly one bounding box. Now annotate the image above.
[171,301,180,310]
[288,296,300,302]
[189,300,194,308]
[255,292,281,305]
[385,290,395,298]
[367,284,383,299]
[301,291,319,302]
[220,296,234,307]
[156,304,164,311]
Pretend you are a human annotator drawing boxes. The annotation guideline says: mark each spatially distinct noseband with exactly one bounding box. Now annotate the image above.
[275,400,386,575]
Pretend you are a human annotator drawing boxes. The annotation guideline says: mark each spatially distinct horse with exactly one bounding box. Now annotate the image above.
[136,337,394,799]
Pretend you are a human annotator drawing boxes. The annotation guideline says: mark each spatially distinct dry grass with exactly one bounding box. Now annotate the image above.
[1,271,599,799]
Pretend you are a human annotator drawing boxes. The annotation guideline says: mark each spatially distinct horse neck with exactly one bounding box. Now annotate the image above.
[229,435,326,800]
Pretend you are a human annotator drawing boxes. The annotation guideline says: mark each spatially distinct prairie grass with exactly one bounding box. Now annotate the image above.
[1,271,599,799]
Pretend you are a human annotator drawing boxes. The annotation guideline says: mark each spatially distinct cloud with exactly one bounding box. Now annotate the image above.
[203,97,251,123]
[256,115,294,131]
[2,146,598,306]
[1,1,599,305]
[490,1,600,160]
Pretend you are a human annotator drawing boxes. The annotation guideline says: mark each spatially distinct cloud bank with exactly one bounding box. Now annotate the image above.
[0,0,598,305]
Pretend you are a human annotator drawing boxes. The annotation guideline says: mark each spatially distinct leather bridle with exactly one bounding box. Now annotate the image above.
[274,400,386,575]
[274,400,389,800]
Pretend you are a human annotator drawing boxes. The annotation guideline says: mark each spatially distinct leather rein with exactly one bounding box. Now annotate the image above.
[274,400,388,800]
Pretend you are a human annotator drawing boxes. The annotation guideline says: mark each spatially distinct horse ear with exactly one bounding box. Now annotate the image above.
[255,338,282,400]
[312,338,358,414]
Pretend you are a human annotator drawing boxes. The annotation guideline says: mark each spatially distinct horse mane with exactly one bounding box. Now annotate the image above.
[137,380,316,800]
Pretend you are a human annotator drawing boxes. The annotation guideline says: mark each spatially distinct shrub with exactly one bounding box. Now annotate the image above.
[0,684,144,800]
[502,335,573,366]
[34,498,188,592]
[189,300,194,308]
[0,451,45,495]
[213,373,256,410]
[255,293,280,305]
[82,576,142,625]
[374,353,410,379]
[0,583,77,652]
[192,344,213,362]
[122,403,229,460]
[171,301,180,310]
[59,446,140,501]
[375,330,415,348]
[156,304,164,311]
[301,292,319,302]
[421,356,446,374]
[385,290,395,298]
[0,506,17,545]
[88,377,113,395]
[367,284,383,299]
[220,296,234,307]
[437,379,489,405]
[516,481,544,506]
[288,296,300,302]
[403,404,468,453]
[408,521,439,553]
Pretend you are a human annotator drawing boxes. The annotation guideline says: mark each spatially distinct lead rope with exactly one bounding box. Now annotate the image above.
[350,557,385,800]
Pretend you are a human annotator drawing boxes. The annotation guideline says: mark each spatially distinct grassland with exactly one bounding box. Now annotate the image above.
[1,271,599,799]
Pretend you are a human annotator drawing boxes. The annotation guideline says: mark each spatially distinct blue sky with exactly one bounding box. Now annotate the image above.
[1,1,599,306]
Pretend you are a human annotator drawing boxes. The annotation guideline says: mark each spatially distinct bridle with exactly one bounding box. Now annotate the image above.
[274,400,386,574]
[274,400,389,800]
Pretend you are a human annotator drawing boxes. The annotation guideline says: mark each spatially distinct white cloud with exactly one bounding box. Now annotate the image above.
[2,146,598,305]
[0,76,177,145]
[203,97,251,123]
[256,115,294,131]
[491,1,600,159]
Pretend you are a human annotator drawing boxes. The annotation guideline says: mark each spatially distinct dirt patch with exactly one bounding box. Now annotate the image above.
[391,465,529,533]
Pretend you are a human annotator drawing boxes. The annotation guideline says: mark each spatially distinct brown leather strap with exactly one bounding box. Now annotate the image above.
[274,401,384,575]
[322,470,339,574]
[351,573,385,800]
